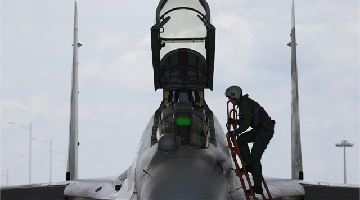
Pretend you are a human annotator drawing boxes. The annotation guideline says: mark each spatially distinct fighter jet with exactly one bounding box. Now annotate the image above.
[1,1,359,200]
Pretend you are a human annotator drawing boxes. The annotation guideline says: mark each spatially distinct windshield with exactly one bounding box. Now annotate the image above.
[159,0,207,58]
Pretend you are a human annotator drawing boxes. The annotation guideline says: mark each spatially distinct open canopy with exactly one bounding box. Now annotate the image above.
[151,0,215,91]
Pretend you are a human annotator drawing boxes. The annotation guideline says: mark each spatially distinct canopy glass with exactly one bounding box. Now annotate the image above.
[158,0,208,58]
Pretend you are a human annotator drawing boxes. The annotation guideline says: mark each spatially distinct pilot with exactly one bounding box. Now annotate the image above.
[225,85,275,194]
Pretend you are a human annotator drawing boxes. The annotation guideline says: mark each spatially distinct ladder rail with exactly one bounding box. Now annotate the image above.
[226,101,256,200]
[262,176,272,199]
[226,100,273,200]
[227,135,256,200]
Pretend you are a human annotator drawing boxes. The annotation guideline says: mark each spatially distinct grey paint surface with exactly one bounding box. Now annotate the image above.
[61,114,307,199]
[138,156,228,199]
[132,114,243,199]
[290,0,303,180]
[67,1,79,181]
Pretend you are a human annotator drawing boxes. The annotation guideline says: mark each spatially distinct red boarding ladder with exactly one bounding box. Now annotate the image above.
[226,100,273,200]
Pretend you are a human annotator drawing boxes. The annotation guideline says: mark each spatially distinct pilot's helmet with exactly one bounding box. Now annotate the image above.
[225,86,242,101]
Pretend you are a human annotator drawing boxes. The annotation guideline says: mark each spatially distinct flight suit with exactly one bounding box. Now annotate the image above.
[233,94,274,187]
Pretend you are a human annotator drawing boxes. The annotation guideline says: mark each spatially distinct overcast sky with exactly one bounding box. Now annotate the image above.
[1,0,359,186]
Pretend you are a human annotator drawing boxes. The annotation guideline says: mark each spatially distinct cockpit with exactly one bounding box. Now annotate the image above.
[158,90,210,149]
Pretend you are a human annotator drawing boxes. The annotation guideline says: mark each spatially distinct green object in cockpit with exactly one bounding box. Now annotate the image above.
[177,117,190,125]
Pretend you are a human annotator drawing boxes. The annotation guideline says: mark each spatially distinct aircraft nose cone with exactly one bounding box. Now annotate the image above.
[139,157,228,199]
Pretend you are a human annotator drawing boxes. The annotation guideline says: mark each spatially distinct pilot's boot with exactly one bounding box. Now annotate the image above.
[252,185,263,194]
[245,185,263,194]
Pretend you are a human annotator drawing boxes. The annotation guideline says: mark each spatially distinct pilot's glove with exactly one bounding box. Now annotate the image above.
[229,131,237,137]
[227,118,236,124]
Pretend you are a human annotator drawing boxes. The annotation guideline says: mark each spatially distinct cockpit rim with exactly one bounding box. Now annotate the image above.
[159,7,205,20]
[155,0,211,23]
